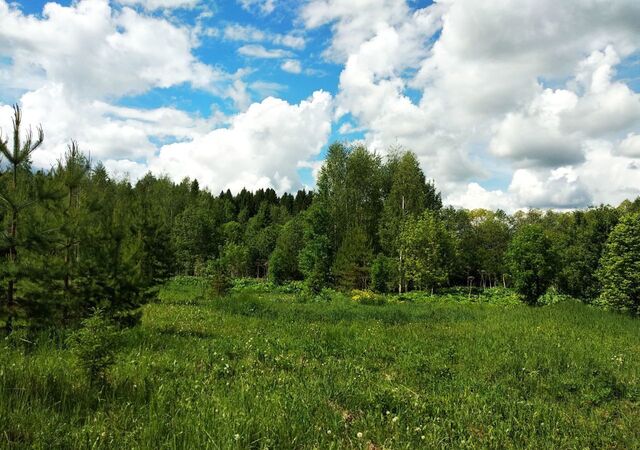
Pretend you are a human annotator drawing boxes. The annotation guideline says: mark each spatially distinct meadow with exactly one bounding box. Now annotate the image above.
[1,278,639,449]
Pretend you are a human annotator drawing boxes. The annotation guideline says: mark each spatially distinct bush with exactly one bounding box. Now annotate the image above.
[351,289,386,306]
[538,287,573,306]
[67,309,117,385]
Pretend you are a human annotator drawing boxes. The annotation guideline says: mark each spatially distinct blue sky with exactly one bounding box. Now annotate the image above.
[0,0,639,210]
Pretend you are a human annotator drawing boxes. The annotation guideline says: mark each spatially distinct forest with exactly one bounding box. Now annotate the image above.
[1,104,639,332]
[2,105,640,448]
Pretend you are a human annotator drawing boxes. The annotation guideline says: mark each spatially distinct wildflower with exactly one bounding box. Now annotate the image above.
[327,430,332,435]
[392,416,399,423]
[357,432,363,439]
[234,434,240,441]
[421,435,426,440]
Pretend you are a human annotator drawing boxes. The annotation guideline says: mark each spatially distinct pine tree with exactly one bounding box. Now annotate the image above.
[0,105,44,331]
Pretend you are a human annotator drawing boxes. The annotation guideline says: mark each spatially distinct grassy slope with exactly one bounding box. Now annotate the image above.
[1,279,639,449]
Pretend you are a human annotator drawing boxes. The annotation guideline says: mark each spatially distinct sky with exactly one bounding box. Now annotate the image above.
[0,0,639,211]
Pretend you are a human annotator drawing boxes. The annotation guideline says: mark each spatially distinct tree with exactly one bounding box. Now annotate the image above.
[506,224,557,305]
[371,254,396,293]
[344,146,383,249]
[0,105,45,331]
[332,225,373,290]
[268,216,304,284]
[172,205,216,274]
[554,206,619,300]
[53,141,92,323]
[596,212,640,314]
[220,242,250,279]
[298,202,332,292]
[316,142,349,255]
[74,174,148,326]
[379,151,441,292]
[400,211,455,292]
[469,209,511,288]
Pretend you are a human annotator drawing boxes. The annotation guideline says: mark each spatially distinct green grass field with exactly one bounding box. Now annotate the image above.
[2,278,639,449]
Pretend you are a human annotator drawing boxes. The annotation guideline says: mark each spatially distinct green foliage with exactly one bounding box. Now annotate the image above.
[268,216,304,284]
[597,212,640,314]
[400,210,456,291]
[171,206,216,275]
[220,242,251,278]
[507,224,558,305]
[66,309,117,385]
[370,254,396,293]
[298,203,332,292]
[332,225,373,290]
[206,259,230,297]
[554,206,620,300]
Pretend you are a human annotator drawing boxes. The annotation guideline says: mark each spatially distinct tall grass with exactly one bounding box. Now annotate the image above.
[1,280,639,448]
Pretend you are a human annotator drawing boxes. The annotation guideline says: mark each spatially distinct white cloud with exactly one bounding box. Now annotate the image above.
[148,91,333,193]
[508,167,592,209]
[0,0,222,98]
[301,0,412,63]
[305,0,640,209]
[117,0,200,10]
[223,23,305,49]
[281,59,302,74]
[446,183,516,212]
[0,83,216,169]
[490,112,583,168]
[618,134,640,157]
[238,0,275,15]
[237,44,292,59]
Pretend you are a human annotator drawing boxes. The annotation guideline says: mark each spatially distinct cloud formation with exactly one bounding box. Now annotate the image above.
[304,0,640,210]
[1,0,640,210]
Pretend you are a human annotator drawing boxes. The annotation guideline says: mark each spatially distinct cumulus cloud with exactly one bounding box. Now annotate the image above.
[0,83,216,169]
[618,134,640,157]
[508,167,592,209]
[0,0,223,99]
[307,0,640,210]
[148,91,333,193]
[0,0,335,195]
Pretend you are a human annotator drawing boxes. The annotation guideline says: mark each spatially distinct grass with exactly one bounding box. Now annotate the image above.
[1,278,639,449]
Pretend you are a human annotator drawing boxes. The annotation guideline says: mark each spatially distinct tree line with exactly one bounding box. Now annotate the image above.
[2,106,640,332]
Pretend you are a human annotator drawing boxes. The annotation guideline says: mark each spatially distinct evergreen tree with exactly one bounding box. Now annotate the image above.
[332,225,373,290]
[0,105,45,331]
